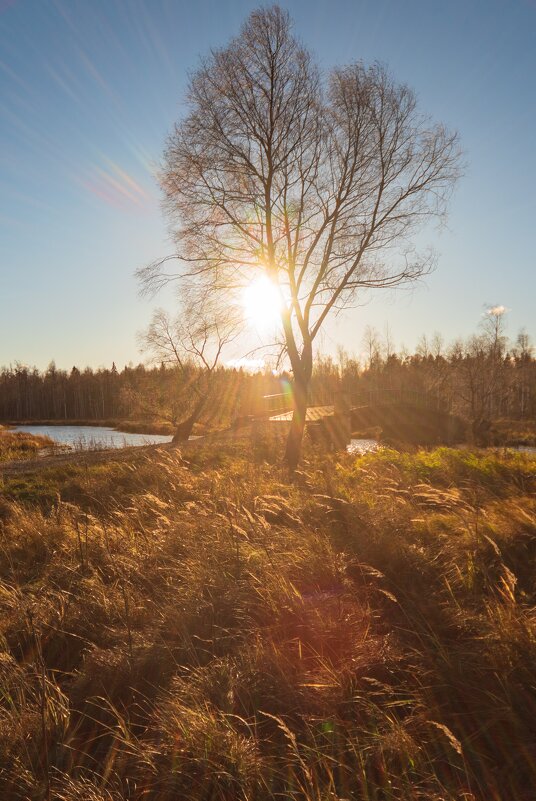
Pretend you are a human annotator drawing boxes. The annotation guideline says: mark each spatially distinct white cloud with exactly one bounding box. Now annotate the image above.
[485,305,510,317]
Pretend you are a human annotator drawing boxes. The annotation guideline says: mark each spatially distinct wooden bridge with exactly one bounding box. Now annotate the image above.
[263,389,464,447]
[264,388,447,415]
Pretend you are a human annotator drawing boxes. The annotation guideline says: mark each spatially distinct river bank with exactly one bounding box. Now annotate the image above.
[2,418,176,435]
[4,415,536,447]
[0,429,56,462]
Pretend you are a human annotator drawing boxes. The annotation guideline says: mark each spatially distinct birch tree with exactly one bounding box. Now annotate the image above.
[140,307,237,441]
[139,5,461,467]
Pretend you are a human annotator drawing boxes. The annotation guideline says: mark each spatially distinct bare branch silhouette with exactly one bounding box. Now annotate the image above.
[143,5,462,466]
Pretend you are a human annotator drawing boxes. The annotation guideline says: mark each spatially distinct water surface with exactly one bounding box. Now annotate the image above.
[347,438,381,455]
[13,424,173,450]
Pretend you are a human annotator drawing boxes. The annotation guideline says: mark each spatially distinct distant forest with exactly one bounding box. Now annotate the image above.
[1,323,534,426]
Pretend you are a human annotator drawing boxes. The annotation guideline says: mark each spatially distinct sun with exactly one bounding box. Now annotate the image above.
[243,275,283,334]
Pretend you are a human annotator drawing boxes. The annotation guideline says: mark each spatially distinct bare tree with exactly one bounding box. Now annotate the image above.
[140,306,237,442]
[382,324,395,362]
[481,305,508,361]
[362,325,382,370]
[139,5,461,467]
[447,307,510,441]
[512,328,533,418]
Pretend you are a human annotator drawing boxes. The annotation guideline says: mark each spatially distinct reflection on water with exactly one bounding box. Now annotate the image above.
[345,439,535,456]
[347,438,381,455]
[12,425,173,450]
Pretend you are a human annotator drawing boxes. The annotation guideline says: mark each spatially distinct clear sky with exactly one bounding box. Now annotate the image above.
[0,0,534,369]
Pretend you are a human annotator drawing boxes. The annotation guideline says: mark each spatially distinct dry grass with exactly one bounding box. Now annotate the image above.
[0,431,55,462]
[0,438,534,800]
[492,418,536,447]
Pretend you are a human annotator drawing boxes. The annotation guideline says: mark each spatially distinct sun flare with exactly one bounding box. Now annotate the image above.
[243,275,283,334]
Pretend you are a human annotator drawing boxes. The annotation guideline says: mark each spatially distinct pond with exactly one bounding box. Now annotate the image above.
[347,438,381,455]
[13,426,381,455]
[346,439,535,456]
[11,427,533,457]
[12,425,173,450]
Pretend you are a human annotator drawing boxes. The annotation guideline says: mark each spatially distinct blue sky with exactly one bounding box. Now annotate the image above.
[0,0,534,369]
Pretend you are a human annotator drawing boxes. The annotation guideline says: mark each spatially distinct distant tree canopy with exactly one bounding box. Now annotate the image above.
[0,362,279,428]
[141,5,462,467]
[0,324,534,427]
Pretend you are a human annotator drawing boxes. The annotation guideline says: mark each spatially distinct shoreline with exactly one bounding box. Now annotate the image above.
[3,418,535,448]
[2,418,175,436]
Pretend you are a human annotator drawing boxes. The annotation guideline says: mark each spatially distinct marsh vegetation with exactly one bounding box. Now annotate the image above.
[0,428,55,462]
[0,434,534,800]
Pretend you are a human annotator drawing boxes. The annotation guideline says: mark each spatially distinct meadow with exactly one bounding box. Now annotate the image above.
[0,430,535,800]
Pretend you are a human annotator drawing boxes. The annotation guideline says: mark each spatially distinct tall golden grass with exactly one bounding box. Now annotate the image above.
[0,431,55,462]
[0,439,534,799]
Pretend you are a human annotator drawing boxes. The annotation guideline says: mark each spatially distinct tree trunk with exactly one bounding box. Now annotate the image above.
[172,395,206,444]
[284,369,310,470]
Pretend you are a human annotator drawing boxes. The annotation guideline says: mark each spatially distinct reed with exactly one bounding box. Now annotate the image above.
[0,430,55,462]
[0,441,534,799]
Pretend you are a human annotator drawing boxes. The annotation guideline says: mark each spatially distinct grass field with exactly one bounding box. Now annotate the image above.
[0,435,534,800]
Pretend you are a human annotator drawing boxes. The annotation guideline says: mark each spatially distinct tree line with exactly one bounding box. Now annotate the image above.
[0,360,287,427]
[314,318,535,428]
[1,317,534,430]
